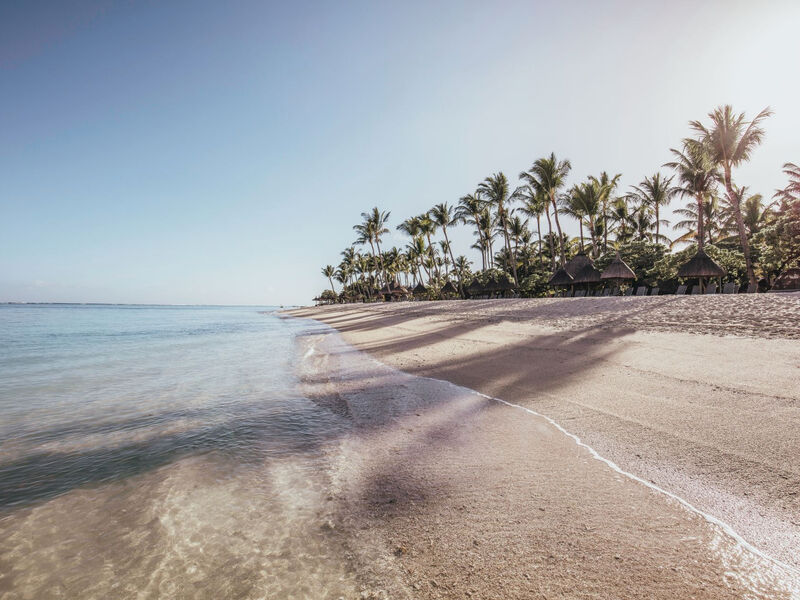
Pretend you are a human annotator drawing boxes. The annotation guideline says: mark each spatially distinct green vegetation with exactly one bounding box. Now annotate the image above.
[317,105,799,302]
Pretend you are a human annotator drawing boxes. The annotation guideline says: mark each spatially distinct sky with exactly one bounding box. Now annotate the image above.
[2,0,799,305]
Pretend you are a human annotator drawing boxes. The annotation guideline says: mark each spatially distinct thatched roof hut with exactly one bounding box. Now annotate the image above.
[466,279,484,297]
[601,253,636,281]
[441,280,458,295]
[496,273,515,290]
[412,282,428,295]
[548,267,574,287]
[572,262,602,284]
[771,267,800,291]
[677,249,726,279]
[564,253,593,278]
[483,275,499,293]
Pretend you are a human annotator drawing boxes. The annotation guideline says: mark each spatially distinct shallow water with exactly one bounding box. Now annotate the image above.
[0,305,357,599]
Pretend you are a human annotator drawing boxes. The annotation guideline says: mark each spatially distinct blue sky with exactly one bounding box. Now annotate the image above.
[2,0,798,305]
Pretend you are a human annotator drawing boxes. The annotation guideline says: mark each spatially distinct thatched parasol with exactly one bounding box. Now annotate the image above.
[441,280,458,295]
[548,268,574,287]
[677,249,726,278]
[496,273,515,290]
[677,249,725,294]
[483,275,499,293]
[564,253,593,278]
[412,282,428,295]
[571,263,602,284]
[771,267,800,292]
[601,253,636,282]
[466,279,484,297]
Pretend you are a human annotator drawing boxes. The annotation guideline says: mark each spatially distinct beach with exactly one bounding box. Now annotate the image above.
[286,295,800,598]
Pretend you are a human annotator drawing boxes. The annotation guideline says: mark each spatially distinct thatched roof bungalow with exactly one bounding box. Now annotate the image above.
[548,268,574,287]
[601,253,636,282]
[441,280,459,296]
[677,249,726,279]
[564,253,593,278]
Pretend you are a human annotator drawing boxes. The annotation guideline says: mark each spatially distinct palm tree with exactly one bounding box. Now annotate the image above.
[321,265,336,294]
[430,202,461,288]
[455,193,489,270]
[478,172,518,283]
[354,207,391,286]
[415,212,439,280]
[608,196,633,244]
[672,193,723,248]
[629,173,678,244]
[589,172,622,253]
[564,181,603,256]
[520,153,572,266]
[515,185,549,267]
[728,187,773,237]
[774,162,800,203]
[690,105,772,284]
[665,139,718,251]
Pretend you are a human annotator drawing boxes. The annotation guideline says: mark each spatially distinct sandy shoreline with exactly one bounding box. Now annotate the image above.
[286,296,800,598]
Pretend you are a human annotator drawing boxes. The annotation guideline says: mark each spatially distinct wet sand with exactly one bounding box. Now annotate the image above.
[287,295,800,598]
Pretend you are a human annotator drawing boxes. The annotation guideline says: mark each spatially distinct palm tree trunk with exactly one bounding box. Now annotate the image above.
[328,277,336,294]
[442,227,461,293]
[655,204,660,242]
[696,193,705,251]
[578,220,584,252]
[724,168,756,284]
[536,215,543,267]
[550,192,566,266]
[544,206,556,271]
[499,211,519,283]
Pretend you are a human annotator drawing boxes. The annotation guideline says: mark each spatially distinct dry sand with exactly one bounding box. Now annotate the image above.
[286,295,800,599]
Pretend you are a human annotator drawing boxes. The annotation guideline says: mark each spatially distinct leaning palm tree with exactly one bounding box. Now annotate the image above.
[690,105,772,284]
[520,153,572,266]
[478,173,519,283]
[727,187,774,237]
[665,139,719,251]
[321,265,337,294]
[629,173,678,244]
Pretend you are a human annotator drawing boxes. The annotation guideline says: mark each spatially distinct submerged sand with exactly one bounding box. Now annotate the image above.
[287,295,800,599]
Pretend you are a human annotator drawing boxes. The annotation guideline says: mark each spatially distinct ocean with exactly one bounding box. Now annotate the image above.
[0,304,358,599]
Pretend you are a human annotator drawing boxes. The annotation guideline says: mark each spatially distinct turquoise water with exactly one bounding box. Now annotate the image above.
[0,304,357,598]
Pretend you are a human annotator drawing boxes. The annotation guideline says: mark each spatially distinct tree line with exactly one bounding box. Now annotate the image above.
[319,105,800,301]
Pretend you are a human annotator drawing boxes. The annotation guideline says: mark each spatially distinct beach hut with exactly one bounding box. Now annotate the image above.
[548,267,574,296]
[571,262,602,295]
[564,253,593,279]
[379,281,410,302]
[495,273,516,298]
[600,253,636,295]
[466,278,485,299]
[677,249,725,293]
[412,282,428,299]
[770,267,800,293]
[440,280,459,298]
